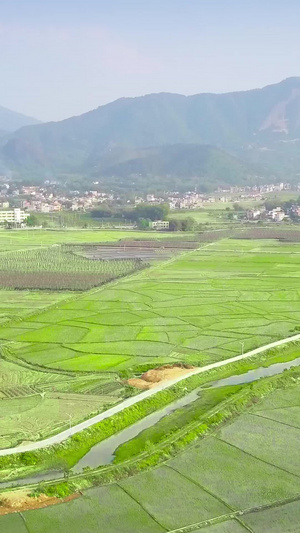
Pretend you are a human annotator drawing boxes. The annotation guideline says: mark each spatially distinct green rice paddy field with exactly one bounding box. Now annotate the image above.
[1,236,300,448]
[0,357,125,448]
[5,238,300,373]
[0,229,193,252]
[3,380,300,532]
[0,290,72,325]
[2,233,300,530]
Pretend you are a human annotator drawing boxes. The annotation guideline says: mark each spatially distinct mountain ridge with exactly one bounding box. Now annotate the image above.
[0,105,41,133]
[2,77,300,190]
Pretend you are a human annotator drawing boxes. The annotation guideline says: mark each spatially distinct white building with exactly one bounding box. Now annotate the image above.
[151,220,169,230]
[0,208,29,225]
[273,211,285,222]
[270,208,285,222]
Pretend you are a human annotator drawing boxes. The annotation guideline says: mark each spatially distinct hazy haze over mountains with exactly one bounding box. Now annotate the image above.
[2,77,300,191]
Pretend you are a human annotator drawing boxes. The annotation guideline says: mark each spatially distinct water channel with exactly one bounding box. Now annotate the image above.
[1,355,300,489]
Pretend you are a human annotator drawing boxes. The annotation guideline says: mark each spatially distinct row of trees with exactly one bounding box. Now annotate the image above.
[136,216,198,231]
[91,203,170,222]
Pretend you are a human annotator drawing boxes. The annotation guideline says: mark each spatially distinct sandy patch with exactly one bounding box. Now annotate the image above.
[0,489,78,515]
[127,364,196,390]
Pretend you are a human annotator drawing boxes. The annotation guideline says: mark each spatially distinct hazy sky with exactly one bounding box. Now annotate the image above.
[1,0,299,122]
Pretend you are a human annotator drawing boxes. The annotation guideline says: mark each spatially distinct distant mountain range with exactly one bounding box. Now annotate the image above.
[0,106,40,134]
[1,77,300,191]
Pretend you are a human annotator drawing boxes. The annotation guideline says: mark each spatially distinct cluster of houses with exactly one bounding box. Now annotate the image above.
[135,183,296,210]
[217,182,293,194]
[247,207,285,222]
[19,186,114,213]
[246,206,299,223]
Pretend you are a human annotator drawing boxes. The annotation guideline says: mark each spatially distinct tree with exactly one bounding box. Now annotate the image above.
[233,202,242,211]
[91,204,114,218]
[168,217,195,231]
[134,203,170,221]
[26,214,38,227]
[169,219,182,231]
[181,217,196,231]
[136,217,150,229]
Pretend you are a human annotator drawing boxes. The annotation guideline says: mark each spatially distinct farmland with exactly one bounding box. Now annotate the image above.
[4,238,300,375]
[0,235,300,453]
[0,290,71,326]
[0,246,144,290]
[0,228,195,252]
[0,358,125,448]
[1,231,300,529]
[2,372,300,532]
[0,231,204,449]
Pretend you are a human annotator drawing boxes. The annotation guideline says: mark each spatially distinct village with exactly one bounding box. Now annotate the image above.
[0,178,298,227]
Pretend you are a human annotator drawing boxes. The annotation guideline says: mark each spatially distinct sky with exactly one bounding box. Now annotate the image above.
[0,0,299,122]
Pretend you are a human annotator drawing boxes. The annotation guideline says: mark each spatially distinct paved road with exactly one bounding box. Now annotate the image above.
[1,331,300,457]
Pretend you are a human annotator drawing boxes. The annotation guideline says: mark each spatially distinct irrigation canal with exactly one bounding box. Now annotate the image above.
[1,354,300,490]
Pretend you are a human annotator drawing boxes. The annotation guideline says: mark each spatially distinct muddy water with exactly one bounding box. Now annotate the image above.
[1,355,300,489]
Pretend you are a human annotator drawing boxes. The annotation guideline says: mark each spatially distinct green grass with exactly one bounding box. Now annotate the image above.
[2,236,300,451]
[0,394,114,448]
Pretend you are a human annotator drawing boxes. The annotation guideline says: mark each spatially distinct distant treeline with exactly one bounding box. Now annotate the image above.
[91,203,170,222]
[91,203,200,231]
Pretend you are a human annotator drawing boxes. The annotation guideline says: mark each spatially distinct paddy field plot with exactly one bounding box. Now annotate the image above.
[0,228,193,251]
[0,246,144,290]
[4,238,300,373]
[242,500,300,532]
[9,381,300,533]
[0,514,29,533]
[0,358,124,448]
[22,484,165,533]
[0,290,71,325]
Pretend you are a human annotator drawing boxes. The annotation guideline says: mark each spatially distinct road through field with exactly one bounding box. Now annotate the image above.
[1,331,300,457]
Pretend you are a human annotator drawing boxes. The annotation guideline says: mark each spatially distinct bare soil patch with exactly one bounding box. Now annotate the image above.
[128,363,195,390]
[0,489,78,515]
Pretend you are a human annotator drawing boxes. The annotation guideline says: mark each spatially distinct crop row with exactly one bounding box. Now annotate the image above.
[0,271,119,290]
[0,246,146,289]
[0,246,144,274]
